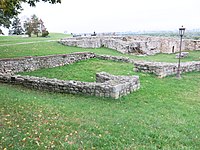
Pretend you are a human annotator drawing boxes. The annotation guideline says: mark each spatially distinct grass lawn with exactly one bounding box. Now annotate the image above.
[1,34,200,149]
[0,33,70,45]
[0,34,200,62]
[19,58,136,82]
[0,37,200,62]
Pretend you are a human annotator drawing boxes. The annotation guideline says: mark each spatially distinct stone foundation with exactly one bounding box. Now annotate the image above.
[0,52,140,99]
[95,54,134,63]
[0,52,95,74]
[134,61,200,78]
[59,36,200,55]
[0,72,140,99]
[1,51,199,98]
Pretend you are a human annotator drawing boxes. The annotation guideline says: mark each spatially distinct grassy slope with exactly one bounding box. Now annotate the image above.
[0,33,70,45]
[1,35,200,149]
[0,39,200,62]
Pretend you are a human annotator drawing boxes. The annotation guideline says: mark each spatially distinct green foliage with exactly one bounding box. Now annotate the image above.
[0,0,61,29]
[31,14,40,37]
[42,30,49,37]
[0,9,11,29]
[10,16,24,35]
[0,0,61,17]
[24,18,33,37]
[23,14,48,37]
[194,37,200,40]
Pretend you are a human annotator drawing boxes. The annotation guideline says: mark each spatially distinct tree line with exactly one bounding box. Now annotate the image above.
[9,14,49,37]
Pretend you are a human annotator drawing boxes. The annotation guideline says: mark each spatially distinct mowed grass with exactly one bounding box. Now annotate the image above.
[19,59,136,82]
[1,59,200,149]
[1,35,200,149]
[0,39,200,62]
[0,33,70,45]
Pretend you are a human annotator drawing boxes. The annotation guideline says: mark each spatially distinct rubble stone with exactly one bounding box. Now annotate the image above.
[0,72,140,99]
[0,53,140,99]
[59,36,200,55]
[175,52,189,58]
[134,61,200,78]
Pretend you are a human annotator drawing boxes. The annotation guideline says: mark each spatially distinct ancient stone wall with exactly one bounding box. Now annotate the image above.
[0,72,140,99]
[96,54,200,78]
[0,52,95,74]
[1,51,199,98]
[59,36,160,55]
[59,36,200,55]
[134,61,200,78]
[0,52,140,99]
[95,54,134,63]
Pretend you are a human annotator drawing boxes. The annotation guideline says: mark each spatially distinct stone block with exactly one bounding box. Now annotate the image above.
[175,52,189,58]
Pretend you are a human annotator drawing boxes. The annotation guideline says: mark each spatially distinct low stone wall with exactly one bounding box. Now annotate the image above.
[95,54,135,63]
[1,51,199,99]
[59,36,200,55]
[59,36,160,55]
[134,61,200,78]
[0,72,140,99]
[0,52,95,74]
[0,52,140,99]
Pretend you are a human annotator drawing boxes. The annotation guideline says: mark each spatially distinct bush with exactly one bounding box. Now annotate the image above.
[194,37,200,40]
[42,30,49,37]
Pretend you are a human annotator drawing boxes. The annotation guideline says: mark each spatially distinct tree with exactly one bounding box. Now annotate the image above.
[39,19,49,37]
[23,14,49,37]
[0,29,4,35]
[0,9,11,28]
[31,14,40,37]
[0,0,61,31]
[11,16,24,35]
[0,0,61,17]
[24,18,33,37]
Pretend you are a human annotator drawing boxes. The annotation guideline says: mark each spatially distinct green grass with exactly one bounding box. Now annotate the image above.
[1,35,200,149]
[0,33,70,45]
[19,58,135,82]
[0,39,200,62]
[1,60,200,149]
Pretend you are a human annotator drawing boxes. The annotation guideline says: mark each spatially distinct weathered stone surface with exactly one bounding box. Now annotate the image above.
[0,72,140,99]
[0,52,95,74]
[95,54,134,63]
[59,36,160,55]
[0,53,141,99]
[1,50,199,100]
[134,61,200,78]
[175,52,189,58]
[59,36,200,55]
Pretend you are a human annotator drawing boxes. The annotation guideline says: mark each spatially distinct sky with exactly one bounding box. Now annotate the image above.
[11,0,200,34]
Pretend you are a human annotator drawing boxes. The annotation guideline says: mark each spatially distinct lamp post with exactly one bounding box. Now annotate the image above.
[176,26,185,79]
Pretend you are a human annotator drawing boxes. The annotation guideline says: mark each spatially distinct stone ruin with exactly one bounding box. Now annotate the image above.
[0,52,140,99]
[1,51,199,99]
[134,61,200,78]
[175,52,189,59]
[96,54,200,78]
[59,36,200,55]
[0,72,140,99]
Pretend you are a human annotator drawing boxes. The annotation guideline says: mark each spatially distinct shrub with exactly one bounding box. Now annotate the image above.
[42,30,49,37]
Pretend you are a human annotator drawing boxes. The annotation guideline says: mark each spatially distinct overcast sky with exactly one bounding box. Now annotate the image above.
[18,0,200,33]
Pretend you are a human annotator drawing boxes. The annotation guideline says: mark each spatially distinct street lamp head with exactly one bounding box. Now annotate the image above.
[179,25,186,36]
